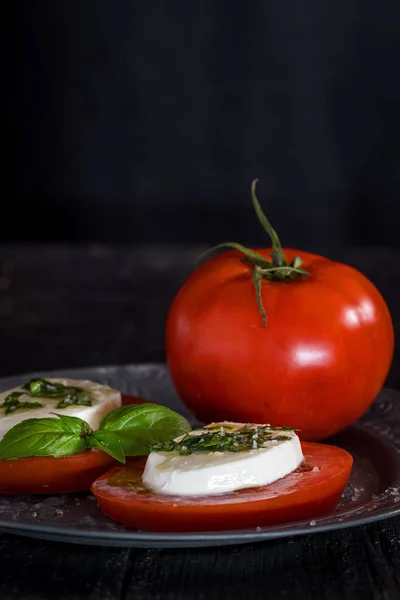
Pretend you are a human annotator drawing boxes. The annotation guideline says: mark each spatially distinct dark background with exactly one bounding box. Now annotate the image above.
[16,1,400,249]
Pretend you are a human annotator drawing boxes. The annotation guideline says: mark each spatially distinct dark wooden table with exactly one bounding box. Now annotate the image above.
[0,244,399,600]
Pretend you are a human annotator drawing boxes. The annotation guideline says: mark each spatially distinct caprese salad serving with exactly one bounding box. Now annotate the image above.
[91,422,353,532]
[0,378,353,532]
[0,377,190,494]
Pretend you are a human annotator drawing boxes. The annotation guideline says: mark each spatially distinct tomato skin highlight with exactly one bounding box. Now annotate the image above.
[0,394,149,494]
[91,442,353,532]
[166,249,394,441]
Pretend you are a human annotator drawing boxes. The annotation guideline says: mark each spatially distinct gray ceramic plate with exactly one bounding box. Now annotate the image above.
[0,364,399,548]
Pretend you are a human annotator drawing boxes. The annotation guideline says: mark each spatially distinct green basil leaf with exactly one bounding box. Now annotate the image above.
[3,400,43,416]
[0,416,87,460]
[2,391,43,415]
[4,391,26,404]
[50,413,92,437]
[56,391,92,409]
[22,379,93,408]
[86,431,126,463]
[23,378,67,397]
[99,403,192,456]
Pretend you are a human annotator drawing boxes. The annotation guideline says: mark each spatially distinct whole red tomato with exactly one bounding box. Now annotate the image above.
[166,181,394,441]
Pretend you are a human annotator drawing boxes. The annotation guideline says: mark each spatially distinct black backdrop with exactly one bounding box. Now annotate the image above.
[17,1,400,249]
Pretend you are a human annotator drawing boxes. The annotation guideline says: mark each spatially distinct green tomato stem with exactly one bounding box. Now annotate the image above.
[251,179,287,267]
[252,267,267,328]
[198,180,310,327]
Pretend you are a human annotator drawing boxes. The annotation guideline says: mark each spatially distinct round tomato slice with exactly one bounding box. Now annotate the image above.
[0,394,150,494]
[0,450,117,494]
[91,442,353,532]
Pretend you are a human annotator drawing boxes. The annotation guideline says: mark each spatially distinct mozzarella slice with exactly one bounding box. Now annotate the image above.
[142,422,304,496]
[0,378,121,439]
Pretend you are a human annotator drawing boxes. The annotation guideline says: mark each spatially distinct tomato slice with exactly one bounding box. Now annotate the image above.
[91,442,353,532]
[121,393,150,406]
[0,450,118,494]
[0,394,149,494]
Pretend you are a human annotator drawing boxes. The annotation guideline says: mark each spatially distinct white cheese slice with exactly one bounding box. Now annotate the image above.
[0,378,121,440]
[142,422,304,496]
